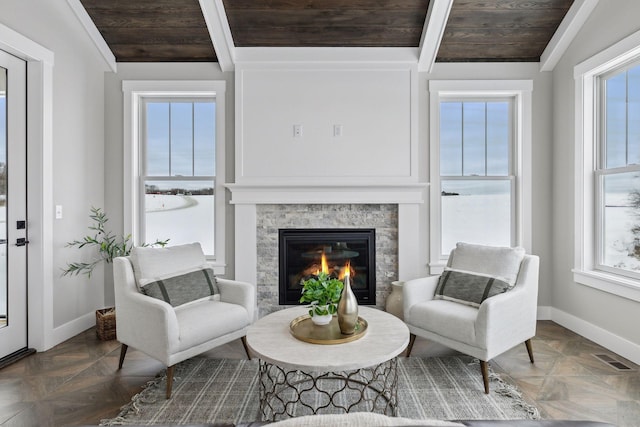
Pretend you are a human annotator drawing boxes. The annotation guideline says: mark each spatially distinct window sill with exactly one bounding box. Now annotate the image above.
[428,262,446,276]
[206,261,226,277]
[573,269,640,302]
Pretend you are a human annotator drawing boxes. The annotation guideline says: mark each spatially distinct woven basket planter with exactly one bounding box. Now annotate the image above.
[96,307,116,341]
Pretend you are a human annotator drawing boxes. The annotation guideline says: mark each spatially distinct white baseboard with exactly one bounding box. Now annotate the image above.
[538,305,640,365]
[49,311,95,349]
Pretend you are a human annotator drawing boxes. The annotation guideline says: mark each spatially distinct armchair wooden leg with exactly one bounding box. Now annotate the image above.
[405,333,416,357]
[241,336,251,360]
[525,339,535,363]
[118,344,128,370]
[166,365,175,399]
[480,360,490,394]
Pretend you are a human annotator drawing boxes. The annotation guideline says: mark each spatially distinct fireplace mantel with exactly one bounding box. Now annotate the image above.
[229,183,429,313]
[225,183,428,204]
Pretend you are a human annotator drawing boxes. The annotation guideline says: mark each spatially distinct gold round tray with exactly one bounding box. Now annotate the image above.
[289,314,368,345]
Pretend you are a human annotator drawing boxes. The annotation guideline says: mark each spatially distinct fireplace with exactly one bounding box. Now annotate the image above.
[279,228,376,306]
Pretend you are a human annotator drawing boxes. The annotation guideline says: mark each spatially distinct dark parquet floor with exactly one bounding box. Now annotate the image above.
[0,320,638,426]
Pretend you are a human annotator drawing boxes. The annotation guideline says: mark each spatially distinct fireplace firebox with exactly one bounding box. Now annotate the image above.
[279,228,376,306]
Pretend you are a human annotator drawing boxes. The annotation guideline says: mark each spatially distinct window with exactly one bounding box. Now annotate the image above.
[574,30,640,301]
[597,63,640,278]
[429,81,532,274]
[440,100,514,253]
[123,81,226,272]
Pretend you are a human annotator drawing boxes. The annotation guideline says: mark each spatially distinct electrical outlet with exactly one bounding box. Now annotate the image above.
[293,124,302,137]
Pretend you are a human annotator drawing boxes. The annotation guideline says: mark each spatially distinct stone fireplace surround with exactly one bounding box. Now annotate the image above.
[259,204,395,317]
[226,184,427,318]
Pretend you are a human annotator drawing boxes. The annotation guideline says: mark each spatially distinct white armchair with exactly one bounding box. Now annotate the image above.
[403,242,539,393]
[113,243,255,398]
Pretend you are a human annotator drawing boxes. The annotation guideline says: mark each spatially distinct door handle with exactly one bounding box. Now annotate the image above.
[15,238,29,247]
[0,239,6,245]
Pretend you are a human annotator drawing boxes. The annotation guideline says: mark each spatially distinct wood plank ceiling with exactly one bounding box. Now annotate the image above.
[79,0,574,63]
[223,0,430,47]
[439,0,574,62]
[79,0,217,62]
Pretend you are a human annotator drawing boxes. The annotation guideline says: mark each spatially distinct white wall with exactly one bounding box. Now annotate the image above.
[103,63,235,304]
[235,65,417,184]
[552,0,640,361]
[0,0,108,346]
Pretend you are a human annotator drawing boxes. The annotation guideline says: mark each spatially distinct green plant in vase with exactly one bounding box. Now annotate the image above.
[299,271,344,325]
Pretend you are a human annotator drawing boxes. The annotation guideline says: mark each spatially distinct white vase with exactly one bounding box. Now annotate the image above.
[311,312,332,326]
[385,280,404,320]
[310,305,332,326]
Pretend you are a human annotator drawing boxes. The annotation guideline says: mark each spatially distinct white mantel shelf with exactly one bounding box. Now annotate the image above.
[225,183,429,205]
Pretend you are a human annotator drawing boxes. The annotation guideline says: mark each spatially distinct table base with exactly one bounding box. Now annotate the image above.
[258,358,398,421]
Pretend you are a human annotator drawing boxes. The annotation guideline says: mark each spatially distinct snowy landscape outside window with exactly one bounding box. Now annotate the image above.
[140,98,216,256]
[597,62,640,278]
[439,99,515,256]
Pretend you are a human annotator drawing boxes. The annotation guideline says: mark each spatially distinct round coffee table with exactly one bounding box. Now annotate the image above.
[246,306,410,421]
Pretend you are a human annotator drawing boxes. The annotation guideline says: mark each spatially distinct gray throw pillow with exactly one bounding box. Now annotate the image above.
[140,267,219,307]
[434,269,513,308]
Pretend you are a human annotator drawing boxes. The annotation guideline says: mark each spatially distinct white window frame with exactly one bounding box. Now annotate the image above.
[428,80,533,275]
[123,80,226,274]
[574,29,640,302]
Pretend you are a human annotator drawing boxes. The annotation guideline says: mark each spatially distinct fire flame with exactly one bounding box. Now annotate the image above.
[315,252,330,275]
[321,252,329,274]
[313,253,355,280]
[339,261,353,280]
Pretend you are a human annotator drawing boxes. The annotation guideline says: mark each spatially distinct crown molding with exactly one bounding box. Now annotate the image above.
[234,47,419,65]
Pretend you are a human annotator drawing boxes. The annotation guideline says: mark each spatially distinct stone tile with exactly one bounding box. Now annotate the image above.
[256,204,399,315]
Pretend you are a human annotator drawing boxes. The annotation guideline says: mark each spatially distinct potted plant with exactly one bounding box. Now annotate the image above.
[299,271,344,326]
[62,206,168,278]
[62,206,168,340]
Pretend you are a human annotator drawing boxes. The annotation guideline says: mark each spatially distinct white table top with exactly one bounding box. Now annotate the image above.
[246,306,410,372]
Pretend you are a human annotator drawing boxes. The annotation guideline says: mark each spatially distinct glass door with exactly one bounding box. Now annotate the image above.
[0,49,28,360]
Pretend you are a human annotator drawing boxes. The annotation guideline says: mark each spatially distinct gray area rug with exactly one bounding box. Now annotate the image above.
[100,356,539,425]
